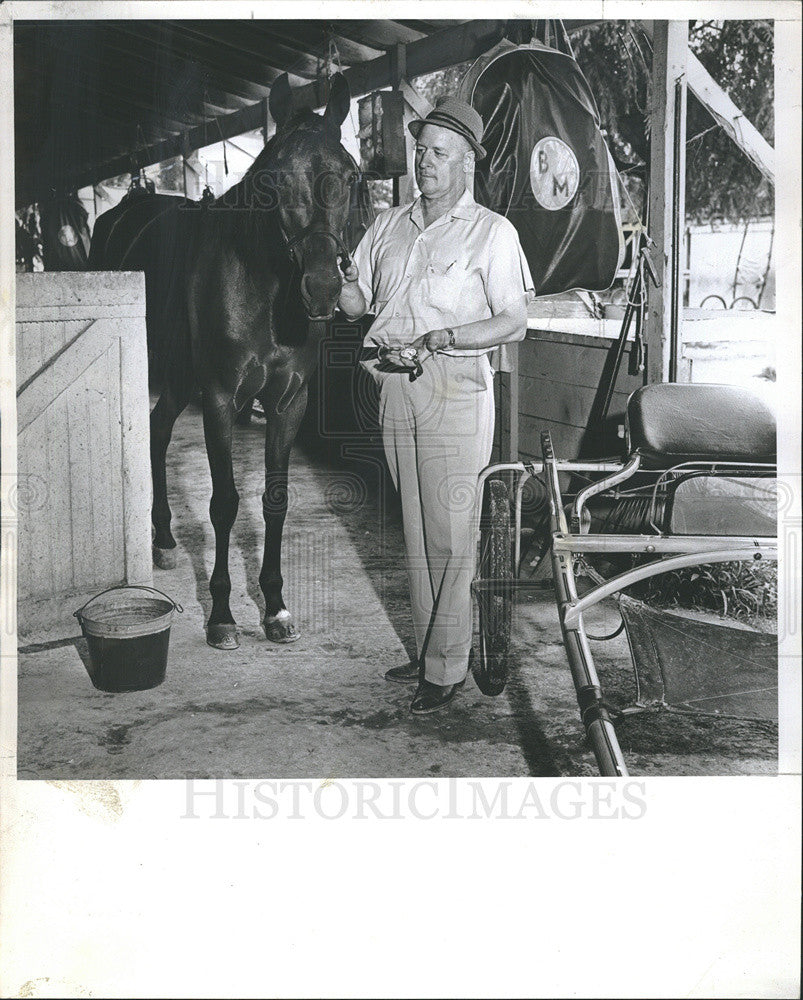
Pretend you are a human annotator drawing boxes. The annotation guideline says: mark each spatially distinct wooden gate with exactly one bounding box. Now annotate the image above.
[16,272,152,638]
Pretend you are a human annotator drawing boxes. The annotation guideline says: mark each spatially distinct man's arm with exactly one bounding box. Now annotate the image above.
[418,295,528,353]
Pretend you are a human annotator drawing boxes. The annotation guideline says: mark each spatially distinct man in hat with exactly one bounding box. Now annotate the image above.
[338,96,534,714]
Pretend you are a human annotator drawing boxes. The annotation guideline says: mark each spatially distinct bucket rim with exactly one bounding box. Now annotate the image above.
[74,584,183,619]
[74,585,182,640]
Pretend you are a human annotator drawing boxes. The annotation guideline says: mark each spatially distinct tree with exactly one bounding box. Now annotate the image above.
[568,20,774,222]
[685,20,774,222]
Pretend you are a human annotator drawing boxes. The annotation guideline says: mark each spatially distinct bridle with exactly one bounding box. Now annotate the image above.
[283,223,352,274]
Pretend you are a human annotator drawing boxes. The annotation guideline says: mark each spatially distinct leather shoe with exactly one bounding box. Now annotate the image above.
[384,660,422,684]
[410,679,465,715]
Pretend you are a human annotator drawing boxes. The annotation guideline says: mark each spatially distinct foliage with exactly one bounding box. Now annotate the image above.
[572,22,652,178]
[686,20,774,222]
[572,19,774,223]
[628,558,778,625]
[410,63,472,106]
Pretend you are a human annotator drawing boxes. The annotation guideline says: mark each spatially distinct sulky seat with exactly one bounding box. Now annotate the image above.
[626,383,777,466]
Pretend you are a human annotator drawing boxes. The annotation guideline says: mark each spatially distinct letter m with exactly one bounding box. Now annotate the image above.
[553,175,570,198]
[469,782,509,818]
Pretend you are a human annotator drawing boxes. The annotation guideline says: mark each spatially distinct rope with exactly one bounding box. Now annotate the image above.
[209,88,229,176]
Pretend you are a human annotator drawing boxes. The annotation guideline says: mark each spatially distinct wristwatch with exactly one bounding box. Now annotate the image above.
[444,328,456,349]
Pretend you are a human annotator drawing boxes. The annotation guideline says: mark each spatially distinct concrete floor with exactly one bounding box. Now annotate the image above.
[17,402,777,778]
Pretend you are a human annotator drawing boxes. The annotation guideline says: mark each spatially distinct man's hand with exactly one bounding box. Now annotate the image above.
[338,261,367,320]
[340,261,360,284]
[377,344,429,372]
[375,328,453,378]
[411,329,450,354]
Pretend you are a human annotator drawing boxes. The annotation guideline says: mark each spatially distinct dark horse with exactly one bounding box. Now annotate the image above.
[91,74,364,649]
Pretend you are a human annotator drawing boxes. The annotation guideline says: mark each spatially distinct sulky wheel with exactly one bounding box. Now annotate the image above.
[473,478,513,696]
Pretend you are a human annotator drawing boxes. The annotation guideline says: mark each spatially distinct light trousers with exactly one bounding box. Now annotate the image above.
[376,353,495,686]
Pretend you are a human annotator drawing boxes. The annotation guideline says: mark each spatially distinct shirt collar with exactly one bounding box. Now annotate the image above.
[408,187,477,230]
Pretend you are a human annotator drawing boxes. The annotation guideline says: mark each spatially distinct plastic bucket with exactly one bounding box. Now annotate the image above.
[74,585,183,692]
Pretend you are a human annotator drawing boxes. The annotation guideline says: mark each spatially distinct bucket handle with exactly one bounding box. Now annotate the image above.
[74,584,183,621]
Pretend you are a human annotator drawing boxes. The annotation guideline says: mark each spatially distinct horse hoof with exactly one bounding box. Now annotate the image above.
[206,623,240,649]
[153,545,177,570]
[264,614,300,644]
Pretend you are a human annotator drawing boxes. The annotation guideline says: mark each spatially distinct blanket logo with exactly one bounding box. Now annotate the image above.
[58,224,79,247]
[530,137,580,210]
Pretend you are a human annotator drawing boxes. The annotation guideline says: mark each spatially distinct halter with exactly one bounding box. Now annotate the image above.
[284,223,352,273]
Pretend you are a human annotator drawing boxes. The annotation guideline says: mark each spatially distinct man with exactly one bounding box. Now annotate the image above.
[338,97,534,714]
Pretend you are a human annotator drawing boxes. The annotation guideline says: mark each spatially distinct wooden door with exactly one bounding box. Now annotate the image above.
[16,272,152,635]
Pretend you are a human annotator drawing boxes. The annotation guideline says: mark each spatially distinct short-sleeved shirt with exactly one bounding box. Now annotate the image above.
[352,188,534,357]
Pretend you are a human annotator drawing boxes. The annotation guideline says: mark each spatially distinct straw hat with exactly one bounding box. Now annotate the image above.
[408,96,486,160]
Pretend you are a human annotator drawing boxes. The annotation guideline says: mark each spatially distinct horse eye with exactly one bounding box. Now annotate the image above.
[348,172,358,186]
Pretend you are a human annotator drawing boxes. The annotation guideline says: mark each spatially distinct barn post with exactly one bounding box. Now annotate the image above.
[399,80,431,206]
[390,43,407,208]
[0,6,16,653]
[645,20,689,384]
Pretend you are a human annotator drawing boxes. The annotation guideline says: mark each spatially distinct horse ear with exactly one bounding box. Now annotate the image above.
[323,73,351,135]
[269,74,294,129]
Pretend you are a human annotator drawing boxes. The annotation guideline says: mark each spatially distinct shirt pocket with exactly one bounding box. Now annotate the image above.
[424,255,468,313]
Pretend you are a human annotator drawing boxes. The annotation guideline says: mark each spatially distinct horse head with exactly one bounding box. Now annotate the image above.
[265,72,358,321]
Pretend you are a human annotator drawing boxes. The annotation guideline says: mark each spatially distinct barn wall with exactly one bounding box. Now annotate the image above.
[494,324,647,463]
[16,271,152,640]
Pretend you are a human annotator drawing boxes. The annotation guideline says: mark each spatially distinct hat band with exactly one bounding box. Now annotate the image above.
[418,109,482,148]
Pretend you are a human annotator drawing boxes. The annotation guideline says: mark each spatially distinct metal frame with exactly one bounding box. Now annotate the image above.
[472,437,778,778]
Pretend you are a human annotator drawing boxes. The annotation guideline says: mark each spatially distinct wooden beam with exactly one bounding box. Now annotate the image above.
[108,22,278,101]
[290,19,507,111]
[390,44,406,206]
[63,103,269,193]
[172,21,319,80]
[58,19,509,194]
[645,21,688,385]
[686,52,775,182]
[638,20,774,183]
[399,79,432,120]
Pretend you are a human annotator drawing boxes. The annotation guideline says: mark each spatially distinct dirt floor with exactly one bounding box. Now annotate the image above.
[17,400,778,778]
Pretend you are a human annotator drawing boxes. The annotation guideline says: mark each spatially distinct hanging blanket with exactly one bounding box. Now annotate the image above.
[41,194,91,271]
[459,38,624,296]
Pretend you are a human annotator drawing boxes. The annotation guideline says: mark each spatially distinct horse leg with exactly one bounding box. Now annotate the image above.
[151,379,192,569]
[235,397,253,426]
[202,387,241,650]
[259,375,308,643]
